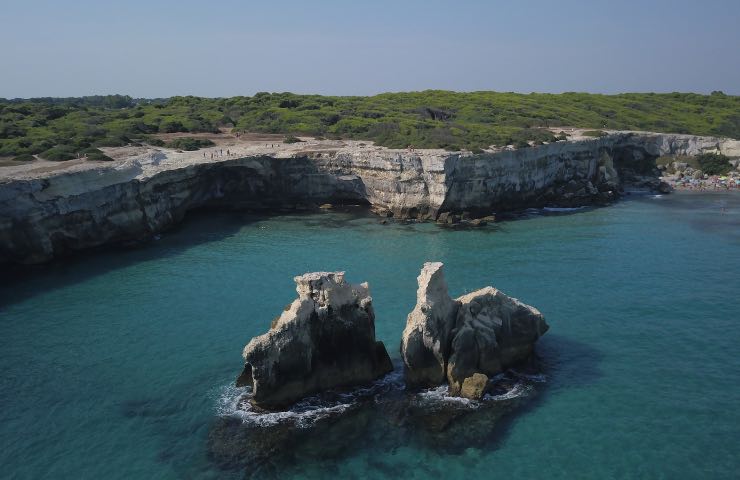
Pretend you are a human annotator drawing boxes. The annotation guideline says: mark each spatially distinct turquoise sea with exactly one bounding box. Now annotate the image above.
[1,192,739,479]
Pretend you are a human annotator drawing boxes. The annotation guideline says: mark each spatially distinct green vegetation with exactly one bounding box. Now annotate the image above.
[165,137,215,151]
[696,153,732,175]
[40,145,77,161]
[657,153,733,175]
[283,135,304,144]
[12,154,35,161]
[1,91,739,158]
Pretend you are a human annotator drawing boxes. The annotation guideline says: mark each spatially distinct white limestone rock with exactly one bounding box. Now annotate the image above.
[400,262,548,397]
[447,287,548,395]
[399,262,459,387]
[239,271,393,409]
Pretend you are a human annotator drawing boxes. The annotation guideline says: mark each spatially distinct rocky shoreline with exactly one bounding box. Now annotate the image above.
[1,131,738,264]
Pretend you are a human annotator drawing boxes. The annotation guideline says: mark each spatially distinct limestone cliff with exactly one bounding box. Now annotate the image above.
[1,132,737,264]
[0,156,365,264]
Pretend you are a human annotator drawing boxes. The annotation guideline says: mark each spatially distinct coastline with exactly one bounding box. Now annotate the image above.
[1,130,739,265]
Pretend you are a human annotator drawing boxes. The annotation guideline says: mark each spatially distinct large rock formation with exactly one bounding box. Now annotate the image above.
[2,132,738,264]
[401,262,548,399]
[400,262,458,387]
[447,287,548,396]
[238,271,393,409]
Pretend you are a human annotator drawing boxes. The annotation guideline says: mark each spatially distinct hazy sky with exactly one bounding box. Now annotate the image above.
[2,0,739,98]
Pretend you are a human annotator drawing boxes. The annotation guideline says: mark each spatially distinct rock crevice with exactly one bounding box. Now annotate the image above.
[239,271,393,409]
[401,262,548,399]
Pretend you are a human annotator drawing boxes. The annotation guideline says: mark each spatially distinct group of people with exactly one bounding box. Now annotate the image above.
[203,149,232,160]
[671,176,740,191]
[199,139,287,161]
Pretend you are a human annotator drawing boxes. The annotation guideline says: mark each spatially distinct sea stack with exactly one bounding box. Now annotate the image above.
[238,271,393,409]
[399,262,459,387]
[401,262,549,399]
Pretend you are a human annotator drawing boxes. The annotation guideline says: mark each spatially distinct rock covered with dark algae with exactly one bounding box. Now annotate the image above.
[237,271,393,409]
[401,262,549,399]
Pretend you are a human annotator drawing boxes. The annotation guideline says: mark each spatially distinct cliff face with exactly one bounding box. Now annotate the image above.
[0,156,366,264]
[317,132,740,219]
[1,132,737,264]
[240,271,393,409]
[400,262,548,400]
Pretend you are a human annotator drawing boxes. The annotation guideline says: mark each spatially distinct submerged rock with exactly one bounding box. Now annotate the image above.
[401,262,548,397]
[211,368,544,476]
[239,271,393,409]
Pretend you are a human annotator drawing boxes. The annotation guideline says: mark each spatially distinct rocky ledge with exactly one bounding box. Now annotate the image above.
[2,131,738,264]
[401,262,549,399]
[238,271,393,409]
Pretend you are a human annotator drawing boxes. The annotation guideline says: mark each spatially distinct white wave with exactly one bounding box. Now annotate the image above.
[484,381,533,401]
[214,368,542,427]
[216,384,354,428]
[214,369,405,428]
[542,206,586,212]
[509,370,547,383]
[415,385,478,407]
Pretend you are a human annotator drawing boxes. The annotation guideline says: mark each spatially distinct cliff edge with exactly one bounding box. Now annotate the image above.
[1,131,738,264]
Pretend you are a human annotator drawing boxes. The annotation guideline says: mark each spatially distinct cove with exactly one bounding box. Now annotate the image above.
[1,192,739,479]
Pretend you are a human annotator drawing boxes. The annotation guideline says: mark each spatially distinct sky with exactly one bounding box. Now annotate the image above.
[2,0,739,98]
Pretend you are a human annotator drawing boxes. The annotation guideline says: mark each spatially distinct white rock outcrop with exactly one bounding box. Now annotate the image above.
[399,262,459,386]
[447,287,548,396]
[400,263,548,399]
[239,271,393,409]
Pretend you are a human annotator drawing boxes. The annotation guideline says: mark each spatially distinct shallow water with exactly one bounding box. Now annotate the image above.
[1,192,739,479]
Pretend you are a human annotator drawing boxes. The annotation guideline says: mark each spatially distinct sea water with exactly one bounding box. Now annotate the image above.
[1,192,739,479]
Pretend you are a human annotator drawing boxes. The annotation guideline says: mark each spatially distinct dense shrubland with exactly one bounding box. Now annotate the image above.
[165,137,215,151]
[696,153,733,175]
[657,153,733,175]
[1,91,738,159]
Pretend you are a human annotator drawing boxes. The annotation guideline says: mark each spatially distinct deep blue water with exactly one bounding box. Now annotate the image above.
[1,192,739,479]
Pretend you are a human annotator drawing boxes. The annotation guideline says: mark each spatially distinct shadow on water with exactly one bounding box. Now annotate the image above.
[0,209,255,309]
[0,206,507,309]
[478,334,604,455]
[206,335,603,479]
[495,205,601,223]
[632,191,740,242]
[7,192,736,311]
